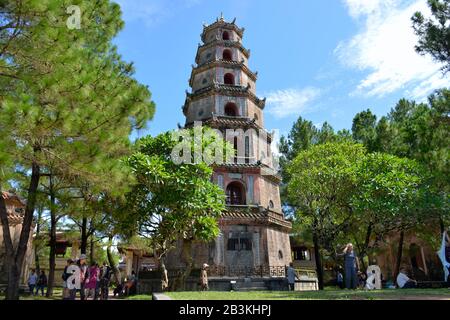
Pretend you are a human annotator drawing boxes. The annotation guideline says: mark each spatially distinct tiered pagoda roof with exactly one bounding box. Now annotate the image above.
[220,205,292,231]
[190,59,258,87]
[201,16,245,42]
[183,83,266,116]
[195,40,251,64]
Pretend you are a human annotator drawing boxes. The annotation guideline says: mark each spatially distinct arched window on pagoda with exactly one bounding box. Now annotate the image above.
[224,73,235,85]
[222,49,233,61]
[226,181,246,205]
[222,31,230,40]
[224,102,238,117]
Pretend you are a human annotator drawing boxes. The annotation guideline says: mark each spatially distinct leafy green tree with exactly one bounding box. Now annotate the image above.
[287,142,366,289]
[124,129,229,289]
[0,0,154,299]
[349,153,428,274]
[279,118,341,213]
[352,91,449,232]
[412,0,450,73]
[388,91,450,230]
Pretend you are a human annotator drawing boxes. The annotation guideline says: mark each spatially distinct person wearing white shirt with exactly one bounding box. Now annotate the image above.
[396,268,417,289]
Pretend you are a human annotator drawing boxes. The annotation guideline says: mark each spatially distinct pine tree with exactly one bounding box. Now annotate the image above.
[0,1,155,299]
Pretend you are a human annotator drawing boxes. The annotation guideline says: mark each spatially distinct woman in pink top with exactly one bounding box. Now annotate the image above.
[85,262,100,300]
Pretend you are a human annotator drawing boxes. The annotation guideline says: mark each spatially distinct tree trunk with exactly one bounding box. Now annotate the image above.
[107,241,120,285]
[312,230,324,290]
[394,230,405,284]
[90,236,94,262]
[46,217,56,297]
[160,256,169,292]
[4,161,40,300]
[80,217,88,255]
[0,190,16,300]
[174,239,194,291]
[34,208,42,274]
[359,223,373,272]
[46,174,57,297]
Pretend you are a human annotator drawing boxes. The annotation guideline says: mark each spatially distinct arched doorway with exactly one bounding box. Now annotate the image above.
[224,73,235,85]
[226,181,246,205]
[222,31,230,40]
[224,102,238,117]
[222,49,232,61]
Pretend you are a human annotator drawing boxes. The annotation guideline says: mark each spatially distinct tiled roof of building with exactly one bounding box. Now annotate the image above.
[1,191,26,226]
[1,191,25,204]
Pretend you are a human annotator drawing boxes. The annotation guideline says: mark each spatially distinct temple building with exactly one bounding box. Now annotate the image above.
[0,191,34,290]
[166,16,292,278]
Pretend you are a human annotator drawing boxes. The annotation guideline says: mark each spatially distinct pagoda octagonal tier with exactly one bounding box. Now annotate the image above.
[167,16,292,275]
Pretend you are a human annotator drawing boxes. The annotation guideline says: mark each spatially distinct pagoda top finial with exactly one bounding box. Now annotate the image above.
[219,12,224,21]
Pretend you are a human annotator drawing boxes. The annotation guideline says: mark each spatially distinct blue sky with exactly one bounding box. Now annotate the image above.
[113,0,449,140]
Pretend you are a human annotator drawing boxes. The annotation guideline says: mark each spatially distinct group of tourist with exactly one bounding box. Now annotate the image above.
[338,243,422,290]
[28,255,112,299]
[61,254,112,300]
[336,243,425,290]
[286,242,441,291]
[27,269,48,296]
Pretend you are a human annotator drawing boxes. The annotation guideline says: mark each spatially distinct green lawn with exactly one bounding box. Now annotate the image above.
[164,288,450,300]
[0,288,63,300]
[2,288,448,300]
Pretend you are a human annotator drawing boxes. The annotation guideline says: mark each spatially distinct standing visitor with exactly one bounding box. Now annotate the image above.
[78,254,89,300]
[100,262,112,300]
[62,259,73,300]
[85,262,100,300]
[28,269,38,296]
[36,270,48,296]
[286,263,298,291]
[339,243,360,289]
[200,263,209,291]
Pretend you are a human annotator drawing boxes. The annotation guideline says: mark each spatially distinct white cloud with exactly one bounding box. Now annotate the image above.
[336,0,449,100]
[344,0,399,19]
[266,87,321,119]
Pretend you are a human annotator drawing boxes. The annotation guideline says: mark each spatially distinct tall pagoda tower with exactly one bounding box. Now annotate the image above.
[168,16,292,275]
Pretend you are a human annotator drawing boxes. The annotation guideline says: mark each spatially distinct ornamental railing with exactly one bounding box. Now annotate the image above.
[208,265,286,278]
[138,266,289,280]
[139,266,286,279]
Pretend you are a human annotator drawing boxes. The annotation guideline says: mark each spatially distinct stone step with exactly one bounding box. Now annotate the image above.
[236,287,268,292]
[235,282,267,291]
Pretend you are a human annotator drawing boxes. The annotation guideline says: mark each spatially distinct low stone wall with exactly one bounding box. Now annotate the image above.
[137,277,296,294]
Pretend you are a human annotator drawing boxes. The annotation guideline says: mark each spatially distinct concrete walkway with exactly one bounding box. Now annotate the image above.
[152,293,172,300]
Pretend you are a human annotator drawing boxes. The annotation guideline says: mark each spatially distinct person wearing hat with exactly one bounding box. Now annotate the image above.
[200,263,209,291]
[77,254,89,300]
